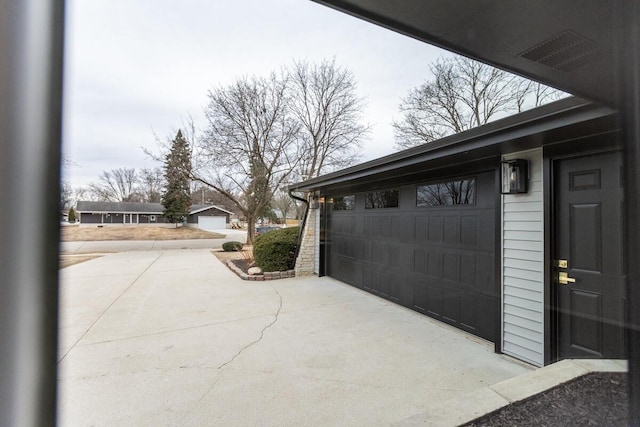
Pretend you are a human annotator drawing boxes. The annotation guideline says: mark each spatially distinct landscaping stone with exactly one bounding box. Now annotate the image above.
[248,266,262,275]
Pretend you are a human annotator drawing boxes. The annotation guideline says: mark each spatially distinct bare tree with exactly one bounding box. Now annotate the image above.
[271,190,297,223]
[60,180,74,210]
[62,155,77,168]
[197,73,300,243]
[393,56,564,149]
[190,184,236,212]
[513,78,564,113]
[137,167,164,203]
[146,60,368,234]
[293,200,306,220]
[74,186,90,202]
[88,168,140,202]
[289,59,369,179]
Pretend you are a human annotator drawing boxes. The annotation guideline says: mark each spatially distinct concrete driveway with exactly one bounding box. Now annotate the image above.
[58,248,534,426]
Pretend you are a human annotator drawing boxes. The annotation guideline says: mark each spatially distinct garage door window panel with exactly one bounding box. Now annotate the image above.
[417,178,476,207]
[365,190,399,209]
[332,195,355,211]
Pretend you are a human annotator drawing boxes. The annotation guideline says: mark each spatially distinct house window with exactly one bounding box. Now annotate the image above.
[417,178,476,207]
[333,195,355,211]
[365,190,399,209]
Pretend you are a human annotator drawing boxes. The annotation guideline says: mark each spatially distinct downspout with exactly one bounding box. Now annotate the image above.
[288,188,309,265]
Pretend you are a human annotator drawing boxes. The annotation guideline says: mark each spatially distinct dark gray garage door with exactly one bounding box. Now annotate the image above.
[325,172,497,342]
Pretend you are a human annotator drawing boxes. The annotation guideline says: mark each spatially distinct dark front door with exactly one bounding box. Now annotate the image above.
[555,151,625,359]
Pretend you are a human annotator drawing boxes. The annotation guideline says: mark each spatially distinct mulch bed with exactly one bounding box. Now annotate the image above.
[462,372,628,426]
[230,259,254,273]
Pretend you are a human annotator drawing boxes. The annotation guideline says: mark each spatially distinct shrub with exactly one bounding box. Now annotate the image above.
[253,227,299,272]
[222,241,243,252]
[68,207,76,223]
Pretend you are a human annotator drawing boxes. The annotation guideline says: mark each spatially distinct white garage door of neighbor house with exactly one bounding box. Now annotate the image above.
[198,216,226,231]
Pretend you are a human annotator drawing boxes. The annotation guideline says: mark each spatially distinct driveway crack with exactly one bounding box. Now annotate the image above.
[217,283,282,370]
[179,284,283,423]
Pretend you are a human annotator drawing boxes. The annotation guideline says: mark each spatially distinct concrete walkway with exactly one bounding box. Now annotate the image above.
[57,249,626,426]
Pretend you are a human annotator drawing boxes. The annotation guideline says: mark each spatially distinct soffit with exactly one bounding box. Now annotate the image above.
[312,0,626,105]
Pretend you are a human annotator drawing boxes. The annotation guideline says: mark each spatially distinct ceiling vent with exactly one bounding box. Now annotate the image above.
[520,30,604,72]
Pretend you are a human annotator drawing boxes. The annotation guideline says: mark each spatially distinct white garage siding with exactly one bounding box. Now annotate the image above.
[502,148,545,366]
[197,216,226,231]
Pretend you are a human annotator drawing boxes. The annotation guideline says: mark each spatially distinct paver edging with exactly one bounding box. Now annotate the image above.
[226,260,295,281]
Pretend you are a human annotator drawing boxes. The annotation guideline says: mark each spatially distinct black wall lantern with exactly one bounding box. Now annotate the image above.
[501,159,528,194]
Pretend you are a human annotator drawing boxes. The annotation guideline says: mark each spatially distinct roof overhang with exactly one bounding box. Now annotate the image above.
[289,97,618,193]
[189,205,234,215]
[312,0,632,106]
[77,211,162,215]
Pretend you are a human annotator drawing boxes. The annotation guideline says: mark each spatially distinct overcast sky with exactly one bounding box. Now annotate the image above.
[62,0,450,188]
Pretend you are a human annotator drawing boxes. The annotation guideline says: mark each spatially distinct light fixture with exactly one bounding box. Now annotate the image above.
[501,159,528,194]
[309,195,320,209]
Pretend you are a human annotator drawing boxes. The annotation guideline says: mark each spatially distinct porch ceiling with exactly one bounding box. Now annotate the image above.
[311,0,628,106]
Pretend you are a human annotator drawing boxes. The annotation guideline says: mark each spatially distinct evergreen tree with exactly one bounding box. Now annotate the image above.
[161,130,192,226]
[68,207,76,223]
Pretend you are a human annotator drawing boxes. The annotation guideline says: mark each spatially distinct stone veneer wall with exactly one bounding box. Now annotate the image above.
[294,205,317,276]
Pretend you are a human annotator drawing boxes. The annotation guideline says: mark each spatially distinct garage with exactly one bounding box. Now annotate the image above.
[290,98,628,366]
[197,216,226,231]
[324,171,497,342]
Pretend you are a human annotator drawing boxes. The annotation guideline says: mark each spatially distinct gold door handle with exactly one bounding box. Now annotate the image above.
[558,272,576,285]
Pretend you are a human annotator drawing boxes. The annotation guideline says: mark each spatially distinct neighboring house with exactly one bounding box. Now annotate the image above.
[290,96,624,367]
[75,201,233,230]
